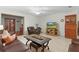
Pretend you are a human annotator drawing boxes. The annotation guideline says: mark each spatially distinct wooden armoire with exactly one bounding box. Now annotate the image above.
[4,18,24,35]
[65,15,77,39]
[4,18,15,34]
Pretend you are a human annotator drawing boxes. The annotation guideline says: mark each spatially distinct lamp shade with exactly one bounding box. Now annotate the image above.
[0,25,3,30]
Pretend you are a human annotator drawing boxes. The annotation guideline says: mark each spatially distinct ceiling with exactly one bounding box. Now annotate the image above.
[0,6,78,16]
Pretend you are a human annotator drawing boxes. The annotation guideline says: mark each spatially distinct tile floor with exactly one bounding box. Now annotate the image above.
[17,33,71,52]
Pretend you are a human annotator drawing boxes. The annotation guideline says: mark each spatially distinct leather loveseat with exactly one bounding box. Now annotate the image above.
[0,37,30,52]
[27,26,41,35]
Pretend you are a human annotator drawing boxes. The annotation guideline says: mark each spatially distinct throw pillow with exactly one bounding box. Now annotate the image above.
[2,34,16,46]
[2,30,10,38]
[11,34,16,40]
[2,36,12,46]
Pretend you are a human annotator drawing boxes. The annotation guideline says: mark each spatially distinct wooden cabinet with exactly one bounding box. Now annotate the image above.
[4,18,15,34]
[65,15,77,39]
[20,24,23,35]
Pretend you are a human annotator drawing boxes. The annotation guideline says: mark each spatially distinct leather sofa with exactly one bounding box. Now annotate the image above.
[27,26,41,35]
[0,37,31,52]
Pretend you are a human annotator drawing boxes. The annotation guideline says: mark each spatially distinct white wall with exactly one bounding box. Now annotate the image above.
[39,11,77,37]
[24,15,38,33]
[0,8,78,36]
[0,9,38,34]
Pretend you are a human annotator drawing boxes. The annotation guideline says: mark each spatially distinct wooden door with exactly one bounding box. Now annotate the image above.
[4,18,15,34]
[65,15,77,39]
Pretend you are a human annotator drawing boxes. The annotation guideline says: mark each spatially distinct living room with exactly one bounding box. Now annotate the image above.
[0,6,79,52]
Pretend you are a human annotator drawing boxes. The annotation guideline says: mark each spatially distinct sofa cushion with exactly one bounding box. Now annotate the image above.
[2,34,16,46]
[3,40,28,52]
[5,43,28,52]
[2,30,10,38]
[2,30,10,36]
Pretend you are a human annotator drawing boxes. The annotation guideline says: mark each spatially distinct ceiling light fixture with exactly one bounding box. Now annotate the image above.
[35,12,40,15]
[68,6,72,8]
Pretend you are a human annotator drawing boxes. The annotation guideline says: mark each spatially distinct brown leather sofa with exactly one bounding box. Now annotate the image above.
[0,37,30,52]
[27,26,41,35]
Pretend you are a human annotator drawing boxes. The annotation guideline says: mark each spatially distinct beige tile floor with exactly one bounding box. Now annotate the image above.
[17,33,71,52]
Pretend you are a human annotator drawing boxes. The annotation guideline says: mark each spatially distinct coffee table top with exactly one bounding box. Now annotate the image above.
[24,35,51,45]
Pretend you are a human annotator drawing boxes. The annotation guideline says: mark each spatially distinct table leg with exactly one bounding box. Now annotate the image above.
[41,41,50,52]
[36,48,38,52]
[48,46,49,50]
[30,44,31,49]
[26,40,30,45]
[41,45,45,52]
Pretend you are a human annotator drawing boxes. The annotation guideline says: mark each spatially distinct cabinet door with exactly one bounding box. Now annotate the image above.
[4,18,15,34]
[65,15,76,39]
[65,16,71,24]
[70,15,76,24]
[10,19,15,33]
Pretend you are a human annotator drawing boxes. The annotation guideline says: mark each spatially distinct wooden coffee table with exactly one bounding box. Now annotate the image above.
[24,35,51,52]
